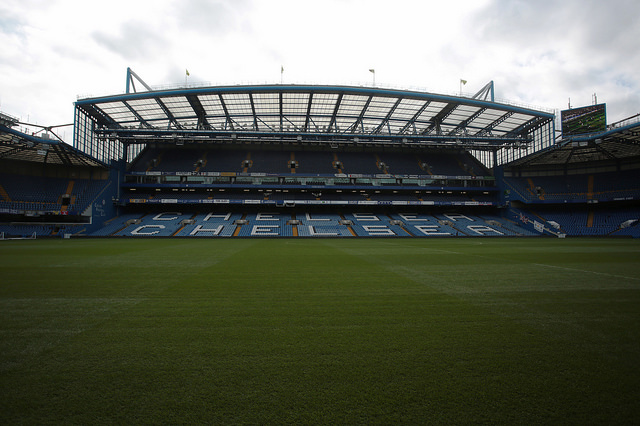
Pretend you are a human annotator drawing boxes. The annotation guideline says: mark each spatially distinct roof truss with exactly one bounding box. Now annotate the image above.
[76,84,554,151]
[0,125,107,168]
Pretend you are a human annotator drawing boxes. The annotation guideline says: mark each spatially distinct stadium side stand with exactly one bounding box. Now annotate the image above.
[0,174,108,215]
[527,206,640,236]
[504,170,640,204]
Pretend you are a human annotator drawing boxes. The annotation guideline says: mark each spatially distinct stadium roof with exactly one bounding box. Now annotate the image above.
[0,120,107,168]
[75,83,555,151]
[506,115,640,168]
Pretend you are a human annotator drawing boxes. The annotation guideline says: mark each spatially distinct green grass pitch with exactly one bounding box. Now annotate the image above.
[1,238,639,424]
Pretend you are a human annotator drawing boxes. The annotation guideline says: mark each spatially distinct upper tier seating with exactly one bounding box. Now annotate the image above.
[128,148,490,177]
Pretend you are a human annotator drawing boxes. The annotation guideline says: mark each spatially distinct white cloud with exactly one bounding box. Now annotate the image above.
[0,0,638,139]
[470,0,640,117]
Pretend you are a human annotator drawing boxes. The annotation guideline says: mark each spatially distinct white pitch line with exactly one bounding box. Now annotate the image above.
[532,263,640,282]
[415,248,640,283]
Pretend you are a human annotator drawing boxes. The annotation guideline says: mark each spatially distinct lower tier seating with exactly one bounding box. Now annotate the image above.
[88,210,535,237]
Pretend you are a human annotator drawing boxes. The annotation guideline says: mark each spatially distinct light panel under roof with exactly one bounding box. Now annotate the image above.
[198,94,224,116]
[163,96,195,118]
[252,92,279,115]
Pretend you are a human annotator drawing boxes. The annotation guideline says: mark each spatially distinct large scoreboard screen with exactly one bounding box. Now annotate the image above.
[561,104,606,137]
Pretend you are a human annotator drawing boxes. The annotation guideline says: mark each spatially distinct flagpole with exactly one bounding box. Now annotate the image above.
[459,79,467,96]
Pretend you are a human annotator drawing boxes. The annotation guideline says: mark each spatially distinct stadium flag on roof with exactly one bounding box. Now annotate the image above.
[186,69,190,76]
[460,79,467,85]
[369,69,375,73]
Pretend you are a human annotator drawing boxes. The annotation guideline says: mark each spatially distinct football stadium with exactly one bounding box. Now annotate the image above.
[1,72,639,423]
[2,71,640,240]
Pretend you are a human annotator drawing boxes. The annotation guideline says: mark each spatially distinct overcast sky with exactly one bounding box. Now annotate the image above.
[1,0,638,142]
